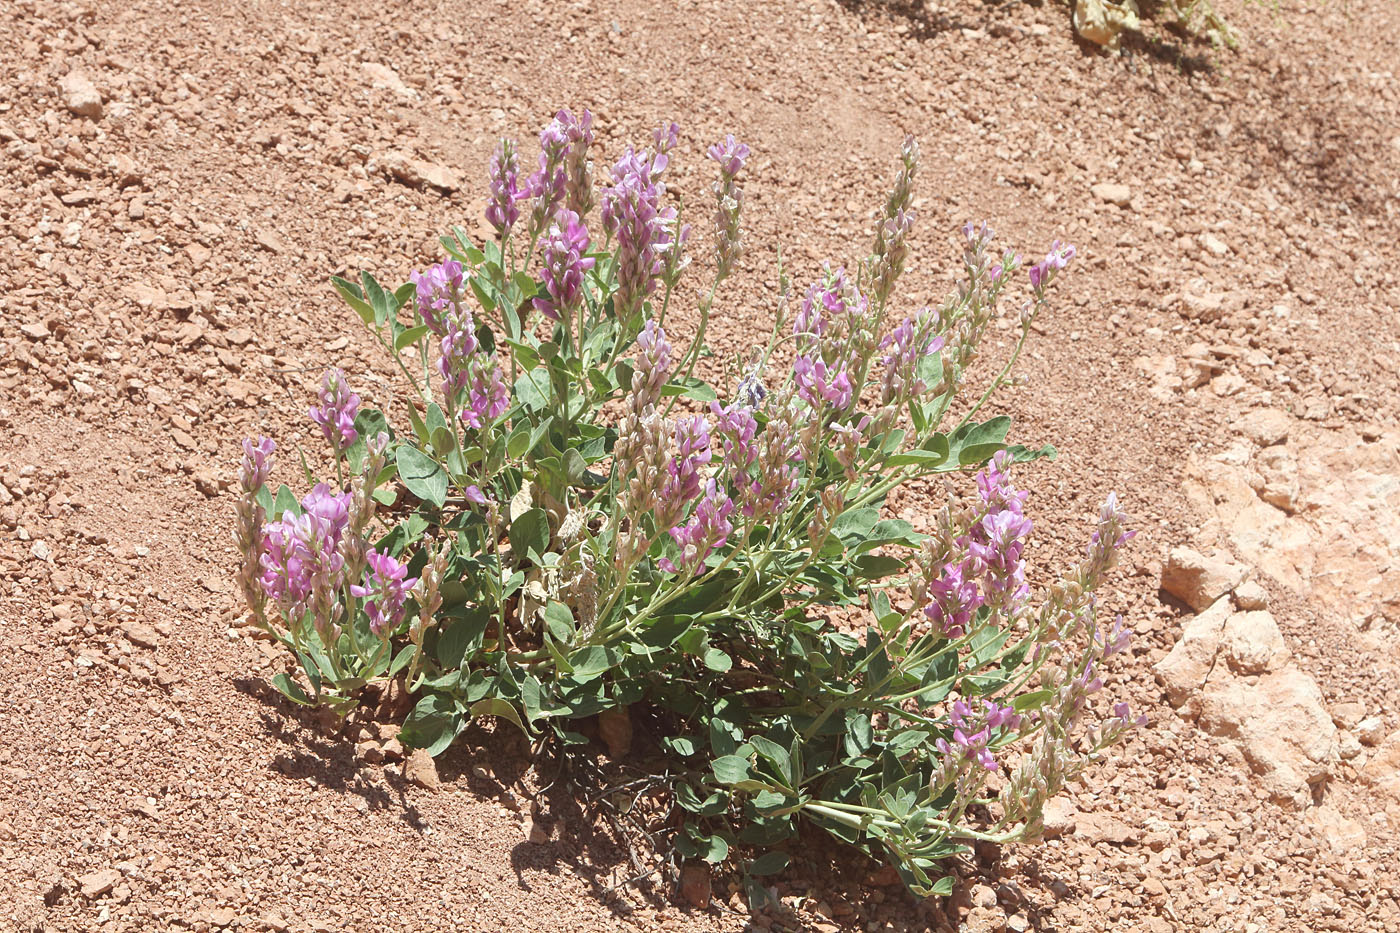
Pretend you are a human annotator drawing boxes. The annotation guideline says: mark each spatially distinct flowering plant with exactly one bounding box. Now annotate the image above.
[234,112,1140,899]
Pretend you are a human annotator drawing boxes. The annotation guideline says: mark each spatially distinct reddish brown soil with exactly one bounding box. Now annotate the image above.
[2,0,1399,930]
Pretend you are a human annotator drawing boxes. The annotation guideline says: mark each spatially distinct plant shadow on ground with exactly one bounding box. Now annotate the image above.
[234,674,1097,926]
[233,675,408,818]
[434,718,692,919]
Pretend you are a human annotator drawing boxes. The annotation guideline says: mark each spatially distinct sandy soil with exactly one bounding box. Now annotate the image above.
[2,0,1399,930]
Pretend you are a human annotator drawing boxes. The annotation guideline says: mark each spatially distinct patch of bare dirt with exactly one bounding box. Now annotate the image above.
[1,0,1398,930]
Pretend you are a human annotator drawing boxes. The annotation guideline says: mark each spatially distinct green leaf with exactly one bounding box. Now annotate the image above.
[831,507,880,545]
[271,673,313,705]
[330,275,375,327]
[711,755,752,785]
[1006,442,1057,464]
[543,600,574,644]
[469,697,528,736]
[565,645,616,683]
[395,446,448,508]
[844,710,873,757]
[747,851,790,876]
[394,323,430,352]
[399,693,462,756]
[659,377,717,402]
[272,484,299,518]
[1012,689,1054,712]
[958,442,1006,467]
[928,875,956,897]
[702,647,733,672]
[853,554,906,579]
[509,507,550,560]
[361,271,391,326]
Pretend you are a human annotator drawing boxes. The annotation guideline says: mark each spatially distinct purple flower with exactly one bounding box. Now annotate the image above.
[1102,614,1131,657]
[663,414,712,503]
[239,436,276,491]
[309,369,360,455]
[707,135,749,279]
[735,370,767,409]
[936,700,998,772]
[630,320,673,412]
[557,108,595,217]
[653,121,680,157]
[534,209,595,322]
[659,479,734,575]
[983,699,1022,732]
[793,355,853,411]
[437,310,480,399]
[462,363,509,430]
[879,312,943,404]
[710,400,760,477]
[601,136,686,318]
[923,560,982,639]
[1028,239,1076,291]
[350,548,418,636]
[463,485,490,506]
[523,114,576,241]
[410,259,466,335]
[259,483,353,622]
[486,139,522,238]
[707,134,750,179]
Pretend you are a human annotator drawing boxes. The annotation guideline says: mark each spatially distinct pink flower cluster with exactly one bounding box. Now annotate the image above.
[308,369,360,454]
[923,452,1033,637]
[936,699,1022,771]
[601,125,689,318]
[410,258,510,430]
[350,548,418,636]
[535,209,595,322]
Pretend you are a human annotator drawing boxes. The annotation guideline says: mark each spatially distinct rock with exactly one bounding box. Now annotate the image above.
[20,322,50,340]
[1359,731,1400,805]
[362,62,416,98]
[1337,731,1362,760]
[598,707,633,759]
[1181,428,1400,622]
[1155,596,1232,706]
[1356,716,1386,746]
[679,862,711,908]
[1197,666,1337,808]
[1307,803,1366,852]
[78,868,121,898]
[1220,610,1290,675]
[355,740,384,765]
[1039,796,1077,838]
[1235,409,1292,447]
[208,907,236,928]
[1232,580,1268,611]
[254,229,289,254]
[1254,446,1299,513]
[61,72,103,120]
[1330,701,1366,730]
[381,737,404,761]
[1180,288,1225,321]
[404,748,440,789]
[1090,182,1132,207]
[380,151,459,193]
[120,620,159,649]
[1200,232,1230,256]
[1161,547,1249,612]
[1077,811,1140,846]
